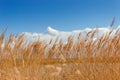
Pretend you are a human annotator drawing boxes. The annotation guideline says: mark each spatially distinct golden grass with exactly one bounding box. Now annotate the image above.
[0,27,120,80]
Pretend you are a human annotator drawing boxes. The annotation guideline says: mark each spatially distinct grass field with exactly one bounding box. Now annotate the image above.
[0,27,120,80]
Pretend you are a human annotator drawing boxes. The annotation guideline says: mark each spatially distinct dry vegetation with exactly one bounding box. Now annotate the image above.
[0,26,120,80]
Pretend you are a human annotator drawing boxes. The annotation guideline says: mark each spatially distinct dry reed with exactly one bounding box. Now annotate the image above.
[0,27,120,80]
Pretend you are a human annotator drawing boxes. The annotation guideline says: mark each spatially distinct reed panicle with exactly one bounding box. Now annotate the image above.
[0,27,120,80]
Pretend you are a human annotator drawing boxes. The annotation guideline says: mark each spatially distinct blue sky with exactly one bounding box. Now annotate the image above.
[0,0,120,34]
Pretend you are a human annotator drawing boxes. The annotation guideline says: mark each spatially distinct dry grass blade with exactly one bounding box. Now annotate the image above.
[110,16,116,28]
[0,29,6,47]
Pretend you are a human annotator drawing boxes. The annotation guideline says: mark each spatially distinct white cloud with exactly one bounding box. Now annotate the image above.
[22,26,120,44]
